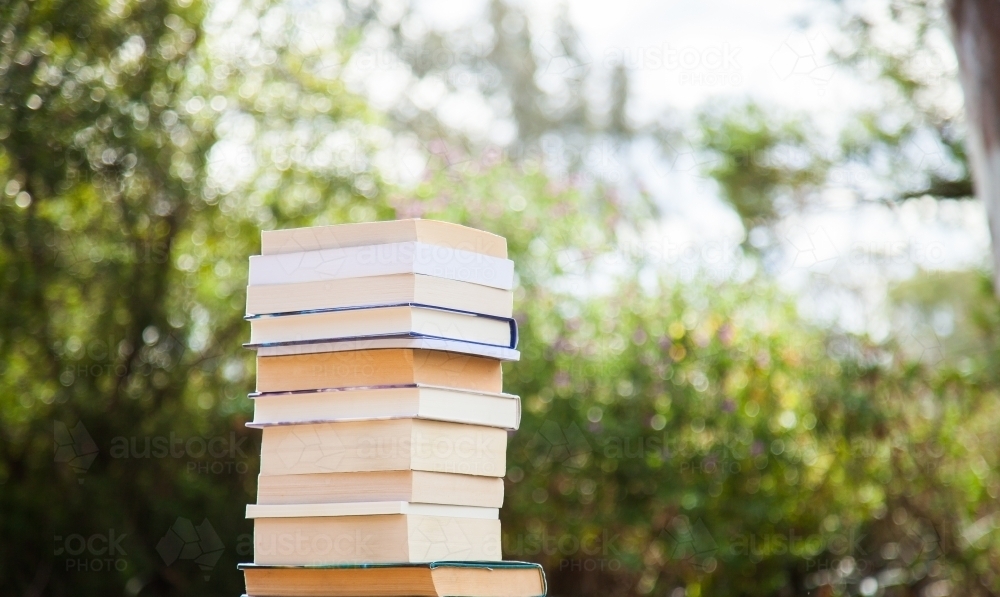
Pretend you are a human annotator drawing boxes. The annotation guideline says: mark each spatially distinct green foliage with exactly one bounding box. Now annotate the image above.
[695,103,829,241]
[0,0,250,594]
[369,159,1000,596]
[834,0,972,202]
[4,1,1000,597]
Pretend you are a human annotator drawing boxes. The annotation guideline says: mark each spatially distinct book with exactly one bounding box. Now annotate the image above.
[255,471,504,507]
[246,274,514,318]
[246,502,498,519]
[259,419,507,477]
[239,561,546,597]
[238,221,544,594]
[255,349,503,394]
[247,305,516,349]
[249,385,521,431]
[252,514,502,564]
[249,242,514,290]
[261,219,508,259]
[253,336,521,361]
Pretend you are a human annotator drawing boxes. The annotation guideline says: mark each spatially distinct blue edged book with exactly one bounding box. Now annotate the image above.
[239,560,546,596]
[244,303,520,362]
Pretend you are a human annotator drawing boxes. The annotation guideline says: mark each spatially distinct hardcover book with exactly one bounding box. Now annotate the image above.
[240,560,546,597]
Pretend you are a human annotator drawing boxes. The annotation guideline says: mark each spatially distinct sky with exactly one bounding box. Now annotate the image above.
[405,0,991,334]
[206,0,990,335]
[416,0,869,118]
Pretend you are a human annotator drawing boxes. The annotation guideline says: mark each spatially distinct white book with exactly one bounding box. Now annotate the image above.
[248,385,521,430]
[247,305,515,348]
[249,242,514,290]
[246,501,499,520]
[250,336,521,361]
[245,273,513,318]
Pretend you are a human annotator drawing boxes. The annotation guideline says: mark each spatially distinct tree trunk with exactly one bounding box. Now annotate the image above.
[947,0,1000,296]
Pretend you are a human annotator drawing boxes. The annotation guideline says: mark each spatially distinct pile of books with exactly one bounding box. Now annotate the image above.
[238,220,547,596]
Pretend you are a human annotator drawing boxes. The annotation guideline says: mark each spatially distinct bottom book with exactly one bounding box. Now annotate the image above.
[239,561,547,597]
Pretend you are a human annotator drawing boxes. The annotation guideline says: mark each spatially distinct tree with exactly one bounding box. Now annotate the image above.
[0,0,379,593]
[0,0,238,593]
[947,0,1000,295]
[7,1,1000,596]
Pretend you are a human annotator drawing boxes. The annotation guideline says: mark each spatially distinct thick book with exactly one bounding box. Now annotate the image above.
[246,304,517,349]
[249,242,514,290]
[255,471,504,507]
[259,419,507,477]
[239,561,547,597]
[257,348,503,393]
[252,514,502,564]
[253,336,520,361]
[246,273,513,318]
[246,501,498,520]
[249,385,521,431]
[255,349,503,394]
[261,219,508,259]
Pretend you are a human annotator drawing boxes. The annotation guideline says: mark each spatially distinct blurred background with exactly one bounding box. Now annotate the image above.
[4,0,1000,595]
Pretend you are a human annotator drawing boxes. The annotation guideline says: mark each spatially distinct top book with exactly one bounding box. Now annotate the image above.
[261,219,508,259]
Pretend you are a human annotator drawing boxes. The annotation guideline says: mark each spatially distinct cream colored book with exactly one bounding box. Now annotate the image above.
[239,561,546,597]
[255,471,504,507]
[255,349,503,394]
[261,219,507,258]
[249,385,520,430]
[247,305,515,348]
[259,419,507,477]
[246,501,497,519]
[245,274,513,318]
[249,242,513,290]
[252,514,502,565]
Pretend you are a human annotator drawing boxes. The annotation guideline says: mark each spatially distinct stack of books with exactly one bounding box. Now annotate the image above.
[238,220,547,596]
